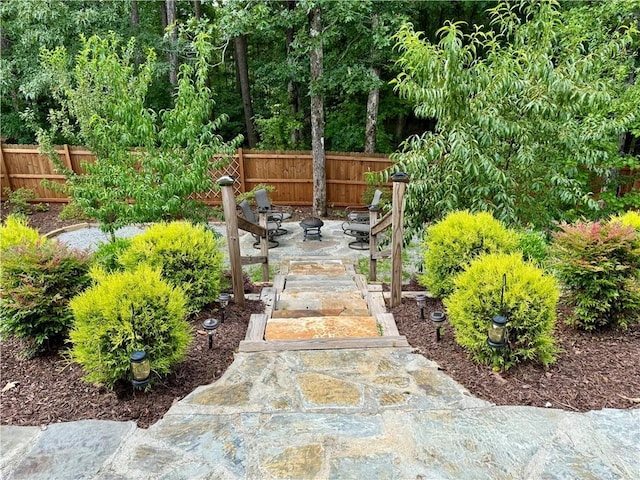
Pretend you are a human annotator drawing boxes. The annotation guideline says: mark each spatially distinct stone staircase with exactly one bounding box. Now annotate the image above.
[239,257,409,352]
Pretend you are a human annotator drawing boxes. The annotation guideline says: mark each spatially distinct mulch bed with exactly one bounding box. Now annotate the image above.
[0,300,264,429]
[1,203,639,429]
[390,296,640,412]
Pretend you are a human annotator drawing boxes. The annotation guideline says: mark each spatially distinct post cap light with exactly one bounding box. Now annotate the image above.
[487,315,508,348]
[391,171,410,183]
[217,175,235,186]
[130,350,151,389]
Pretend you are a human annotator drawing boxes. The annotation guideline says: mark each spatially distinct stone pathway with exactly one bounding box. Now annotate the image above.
[3,348,638,479]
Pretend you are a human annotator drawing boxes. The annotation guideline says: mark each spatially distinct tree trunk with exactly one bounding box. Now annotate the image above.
[364,67,380,153]
[166,0,178,86]
[234,35,258,148]
[130,0,139,27]
[364,14,380,154]
[309,6,326,217]
[287,0,302,147]
[193,0,201,20]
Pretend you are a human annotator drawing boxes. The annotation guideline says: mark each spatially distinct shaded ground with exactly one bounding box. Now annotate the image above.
[1,204,638,429]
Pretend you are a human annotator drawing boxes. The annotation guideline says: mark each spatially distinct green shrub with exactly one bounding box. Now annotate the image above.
[517,230,550,269]
[419,211,519,297]
[118,221,224,313]
[444,253,559,371]
[69,264,191,388]
[58,201,90,222]
[92,238,132,273]
[3,187,36,215]
[0,240,92,355]
[550,221,640,330]
[610,211,640,231]
[0,214,42,252]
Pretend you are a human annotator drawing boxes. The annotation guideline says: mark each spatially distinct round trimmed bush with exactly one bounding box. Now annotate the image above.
[69,264,191,388]
[444,253,559,371]
[420,210,519,297]
[118,221,224,313]
[0,240,91,355]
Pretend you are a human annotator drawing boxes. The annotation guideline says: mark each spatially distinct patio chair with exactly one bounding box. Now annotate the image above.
[238,200,280,249]
[254,188,291,235]
[341,189,383,250]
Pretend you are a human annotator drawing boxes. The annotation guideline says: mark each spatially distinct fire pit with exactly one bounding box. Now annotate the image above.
[300,217,324,241]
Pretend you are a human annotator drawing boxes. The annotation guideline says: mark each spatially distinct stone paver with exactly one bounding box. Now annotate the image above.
[3,349,639,479]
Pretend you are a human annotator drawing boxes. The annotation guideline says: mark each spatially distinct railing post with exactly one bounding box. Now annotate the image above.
[218,175,245,308]
[368,205,380,282]
[257,206,270,282]
[390,172,409,308]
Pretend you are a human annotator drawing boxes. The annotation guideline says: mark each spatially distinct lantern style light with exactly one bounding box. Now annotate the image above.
[430,311,446,342]
[130,350,151,389]
[203,318,220,349]
[415,294,427,320]
[219,293,231,323]
[487,315,508,349]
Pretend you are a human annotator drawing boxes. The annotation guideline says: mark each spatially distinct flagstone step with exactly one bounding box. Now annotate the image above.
[264,315,380,341]
[275,291,369,315]
[283,280,357,292]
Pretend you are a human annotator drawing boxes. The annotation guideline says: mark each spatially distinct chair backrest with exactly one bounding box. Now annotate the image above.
[370,189,383,208]
[254,188,271,211]
[239,200,258,224]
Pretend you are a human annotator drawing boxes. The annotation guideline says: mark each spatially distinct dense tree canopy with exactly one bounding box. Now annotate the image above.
[387,0,639,233]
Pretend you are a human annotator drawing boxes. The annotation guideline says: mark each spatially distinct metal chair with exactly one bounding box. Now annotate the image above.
[254,188,291,235]
[238,200,280,248]
[341,189,383,250]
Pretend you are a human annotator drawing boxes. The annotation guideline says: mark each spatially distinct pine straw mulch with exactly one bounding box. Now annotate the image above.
[1,203,639,429]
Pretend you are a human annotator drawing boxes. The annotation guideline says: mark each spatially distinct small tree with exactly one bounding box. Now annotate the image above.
[387,0,639,234]
[39,31,241,238]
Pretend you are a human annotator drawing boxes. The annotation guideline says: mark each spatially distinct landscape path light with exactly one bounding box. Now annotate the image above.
[203,318,220,350]
[430,311,446,342]
[219,293,231,323]
[130,350,151,389]
[487,274,509,349]
[415,294,427,320]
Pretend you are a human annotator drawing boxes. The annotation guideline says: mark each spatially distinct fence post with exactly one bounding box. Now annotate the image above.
[218,175,245,308]
[390,172,409,308]
[0,143,13,191]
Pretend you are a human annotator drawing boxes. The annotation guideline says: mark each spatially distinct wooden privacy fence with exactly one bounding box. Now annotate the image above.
[0,144,392,207]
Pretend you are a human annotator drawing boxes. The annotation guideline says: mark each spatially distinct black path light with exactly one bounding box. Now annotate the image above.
[487,274,509,349]
[130,350,151,389]
[415,294,427,320]
[430,311,446,342]
[219,292,231,323]
[203,318,220,349]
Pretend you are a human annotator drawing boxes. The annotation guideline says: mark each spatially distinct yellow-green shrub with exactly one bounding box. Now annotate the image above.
[118,221,224,313]
[69,264,191,388]
[0,214,42,251]
[610,211,640,231]
[444,253,559,370]
[420,211,519,297]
